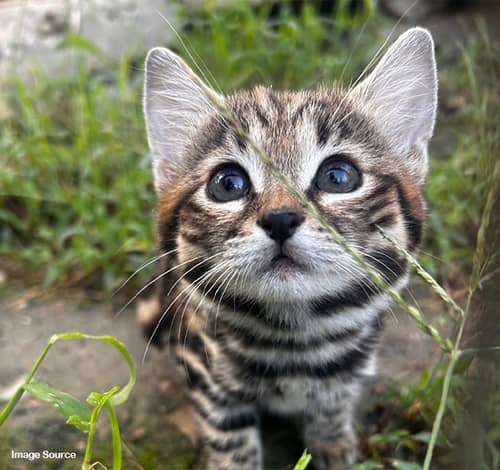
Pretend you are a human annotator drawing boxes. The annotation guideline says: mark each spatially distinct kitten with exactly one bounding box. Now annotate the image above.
[140,27,437,469]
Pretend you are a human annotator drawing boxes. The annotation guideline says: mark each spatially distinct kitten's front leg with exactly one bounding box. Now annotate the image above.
[193,400,262,470]
[303,386,360,470]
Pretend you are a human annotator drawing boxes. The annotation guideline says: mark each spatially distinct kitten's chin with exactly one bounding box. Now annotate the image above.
[247,266,322,302]
[228,247,357,302]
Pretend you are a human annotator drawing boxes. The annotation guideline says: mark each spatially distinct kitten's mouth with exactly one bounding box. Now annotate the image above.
[269,253,302,272]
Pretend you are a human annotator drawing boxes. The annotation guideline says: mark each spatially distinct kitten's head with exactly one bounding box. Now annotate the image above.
[143,28,437,304]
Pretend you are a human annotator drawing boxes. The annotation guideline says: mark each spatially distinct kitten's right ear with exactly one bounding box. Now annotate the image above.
[352,28,437,185]
[144,48,223,193]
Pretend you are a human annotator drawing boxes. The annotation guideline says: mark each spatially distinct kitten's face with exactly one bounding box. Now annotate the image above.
[144,28,437,304]
[166,87,419,302]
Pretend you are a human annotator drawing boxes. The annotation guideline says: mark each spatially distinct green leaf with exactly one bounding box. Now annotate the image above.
[352,461,384,470]
[369,429,410,445]
[23,381,91,432]
[294,450,312,470]
[412,431,432,444]
[86,388,119,408]
[417,369,430,387]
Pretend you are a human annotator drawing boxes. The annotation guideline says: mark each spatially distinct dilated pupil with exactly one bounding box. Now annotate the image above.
[327,168,348,185]
[222,175,242,193]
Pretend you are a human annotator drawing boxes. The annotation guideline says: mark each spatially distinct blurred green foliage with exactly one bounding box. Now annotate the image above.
[423,29,500,280]
[177,0,379,90]
[0,57,153,291]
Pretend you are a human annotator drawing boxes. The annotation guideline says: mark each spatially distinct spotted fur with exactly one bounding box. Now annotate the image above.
[140,28,437,469]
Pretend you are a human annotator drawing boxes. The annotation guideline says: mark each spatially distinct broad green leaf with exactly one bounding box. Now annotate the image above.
[23,381,91,432]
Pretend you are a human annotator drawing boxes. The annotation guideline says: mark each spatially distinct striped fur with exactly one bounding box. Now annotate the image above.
[141,28,437,469]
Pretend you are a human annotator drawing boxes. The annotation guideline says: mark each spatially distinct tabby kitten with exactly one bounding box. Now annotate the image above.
[140,27,437,469]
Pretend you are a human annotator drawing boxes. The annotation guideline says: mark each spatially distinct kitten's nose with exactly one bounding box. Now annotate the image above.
[258,209,304,244]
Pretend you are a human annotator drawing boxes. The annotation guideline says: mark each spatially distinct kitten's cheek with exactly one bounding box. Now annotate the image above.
[177,234,207,259]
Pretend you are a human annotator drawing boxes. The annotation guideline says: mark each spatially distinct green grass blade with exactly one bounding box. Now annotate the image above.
[83,387,120,470]
[106,401,123,470]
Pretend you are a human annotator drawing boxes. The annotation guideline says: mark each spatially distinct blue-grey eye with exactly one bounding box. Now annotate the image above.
[208,164,251,202]
[315,158,361,193]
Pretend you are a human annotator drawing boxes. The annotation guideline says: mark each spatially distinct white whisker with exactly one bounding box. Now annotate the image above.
[115,254,205,318]
[112,248,178,296]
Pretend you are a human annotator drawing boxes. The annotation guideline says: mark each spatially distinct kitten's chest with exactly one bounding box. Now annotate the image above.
[187,299,381,409]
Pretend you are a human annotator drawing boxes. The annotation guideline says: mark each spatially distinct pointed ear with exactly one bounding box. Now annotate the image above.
[144,47,223,193]
[352,27,438,184]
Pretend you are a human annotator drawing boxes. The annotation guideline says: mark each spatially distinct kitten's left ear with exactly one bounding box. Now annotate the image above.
[352,27,438,184]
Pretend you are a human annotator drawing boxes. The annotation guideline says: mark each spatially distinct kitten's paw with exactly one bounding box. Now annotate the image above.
[309,433,358,470]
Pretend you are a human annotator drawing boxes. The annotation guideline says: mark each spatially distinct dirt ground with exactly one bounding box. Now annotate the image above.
[0,282,445,469]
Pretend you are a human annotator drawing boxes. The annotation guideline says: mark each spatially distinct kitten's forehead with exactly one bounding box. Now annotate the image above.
[220,86,388,187]
[227,86,302,173]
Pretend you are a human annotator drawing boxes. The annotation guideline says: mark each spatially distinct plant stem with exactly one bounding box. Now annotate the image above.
[422,350,458,470]
[83,388,119,470]
[423,292,471,469]
[106,402,122,470]
[460,346,500,356]
[0,334,57,426]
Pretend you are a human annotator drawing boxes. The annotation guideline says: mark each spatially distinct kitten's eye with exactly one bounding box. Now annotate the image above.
[208,164,251,202]
[315,158,361,193]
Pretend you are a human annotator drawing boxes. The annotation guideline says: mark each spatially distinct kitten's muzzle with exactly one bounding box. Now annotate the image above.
[258,208,304,244]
